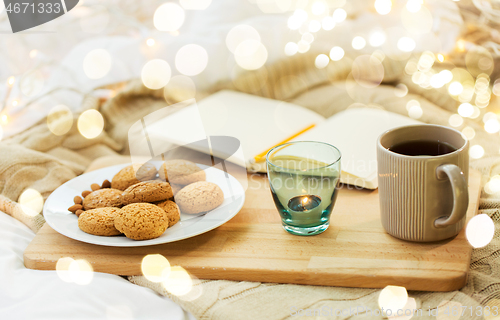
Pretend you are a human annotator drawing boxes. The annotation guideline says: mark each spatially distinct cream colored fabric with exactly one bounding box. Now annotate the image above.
[1,53,499,319]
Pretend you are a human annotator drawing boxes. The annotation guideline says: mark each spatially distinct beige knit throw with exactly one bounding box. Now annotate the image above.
[2,53,499,319]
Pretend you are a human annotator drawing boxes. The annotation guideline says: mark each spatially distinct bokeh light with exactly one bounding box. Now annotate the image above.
[141,254,171,283]
[466,45,494,76]
[374,0,392,15]
[234,40,268,70]
[154,3,185,32]
[351,55,384,88]
[180,0,212,10]
[329,46,344,61]
[226,25,261,54]
[332,8,347,23]
[378,286,408,314]
[394,84,408,97]
[284,42,298,56]
[297,40,310,53]
[146,38,155,47]
[369,31,386,47]
[466,214,494,248]
[69,259,94,285]
[469,144,485,159]
[448,114,463,127]
[408,105,423,119]
[485,119,500,134]
[312,0,327,15]
[0,124,3,142]
[141,59,172,89]
[462,126,475,140]
[352,36,366,50]
[448,82,463,95]
[458,103,474,118]
[78,109,104,139]
[56,257,75,283]
[493,80,500,96]
[485,175,500,194]
[162,266,193,296]
[47,105,73,136]
[164,75,196,102]
[406,0,422,12]
[301,32,314,44]
[315,54,329,69]
[440,70,453,83]
[7,76,15,86]
[322,16,335,30]
[175,44,208,76]
[397,37,416,52]
[83,49,112,79]
[18,188,44,217]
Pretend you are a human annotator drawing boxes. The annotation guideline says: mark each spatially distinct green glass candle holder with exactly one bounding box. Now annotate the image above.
[266,141,341,236]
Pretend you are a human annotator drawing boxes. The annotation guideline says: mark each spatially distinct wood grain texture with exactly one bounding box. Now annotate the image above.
[24,155,481,291]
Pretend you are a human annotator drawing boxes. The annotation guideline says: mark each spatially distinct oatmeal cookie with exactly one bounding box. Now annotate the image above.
[121,181,173,204]
[114,203,169,240]
[78,207,122,236]
[156,200,181,227]
[174,181,224,214]
[82,188,123,210]
[158,160,205,185]
[111,163,157,191]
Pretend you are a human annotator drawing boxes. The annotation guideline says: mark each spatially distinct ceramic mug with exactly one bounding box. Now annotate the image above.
[377,124,469,242]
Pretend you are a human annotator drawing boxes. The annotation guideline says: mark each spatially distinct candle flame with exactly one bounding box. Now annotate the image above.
[302,197,308,204]
[7,76,14,86]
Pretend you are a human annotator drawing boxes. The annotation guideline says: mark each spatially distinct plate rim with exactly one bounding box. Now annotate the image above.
[43,162,245,247]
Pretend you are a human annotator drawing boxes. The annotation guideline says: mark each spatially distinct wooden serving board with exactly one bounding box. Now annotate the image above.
[24,156,482,291]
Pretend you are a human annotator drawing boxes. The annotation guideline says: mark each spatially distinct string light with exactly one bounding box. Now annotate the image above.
[146,38,155,46]
[7,77,14,86]
[437,54,444,62]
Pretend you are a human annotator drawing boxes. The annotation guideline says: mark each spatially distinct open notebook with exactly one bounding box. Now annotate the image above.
[145,90,420,189]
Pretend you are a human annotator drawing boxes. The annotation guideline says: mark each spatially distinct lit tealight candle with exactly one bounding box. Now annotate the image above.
[288,195,322,212]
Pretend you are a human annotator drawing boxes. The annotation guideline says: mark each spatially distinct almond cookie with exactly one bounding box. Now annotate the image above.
[114,203,169,240]
[78,207,122,236]
[83,188,123,210]
[158,160,206,185]
[156,200,181,227]
[111,163,158,191]
[121,181,173,205]
[174,181,224,214]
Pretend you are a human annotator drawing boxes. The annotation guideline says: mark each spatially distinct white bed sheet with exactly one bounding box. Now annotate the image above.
[0,211,195,320]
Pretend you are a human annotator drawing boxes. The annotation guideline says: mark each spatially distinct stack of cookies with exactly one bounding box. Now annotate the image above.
[70,160,225,241]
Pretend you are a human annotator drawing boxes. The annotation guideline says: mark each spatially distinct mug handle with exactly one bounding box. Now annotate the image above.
[434,164,469,228]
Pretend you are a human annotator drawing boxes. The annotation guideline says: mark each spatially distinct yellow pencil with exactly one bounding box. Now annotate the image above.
[252,124,316,163]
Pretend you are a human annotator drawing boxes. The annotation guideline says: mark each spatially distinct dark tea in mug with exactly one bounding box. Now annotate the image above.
[389,140,457,156]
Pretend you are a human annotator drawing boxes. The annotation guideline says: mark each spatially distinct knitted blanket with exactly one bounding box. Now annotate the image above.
[2,53,499,319]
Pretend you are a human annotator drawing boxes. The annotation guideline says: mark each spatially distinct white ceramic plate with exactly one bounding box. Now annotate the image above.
[44,163,245,247]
